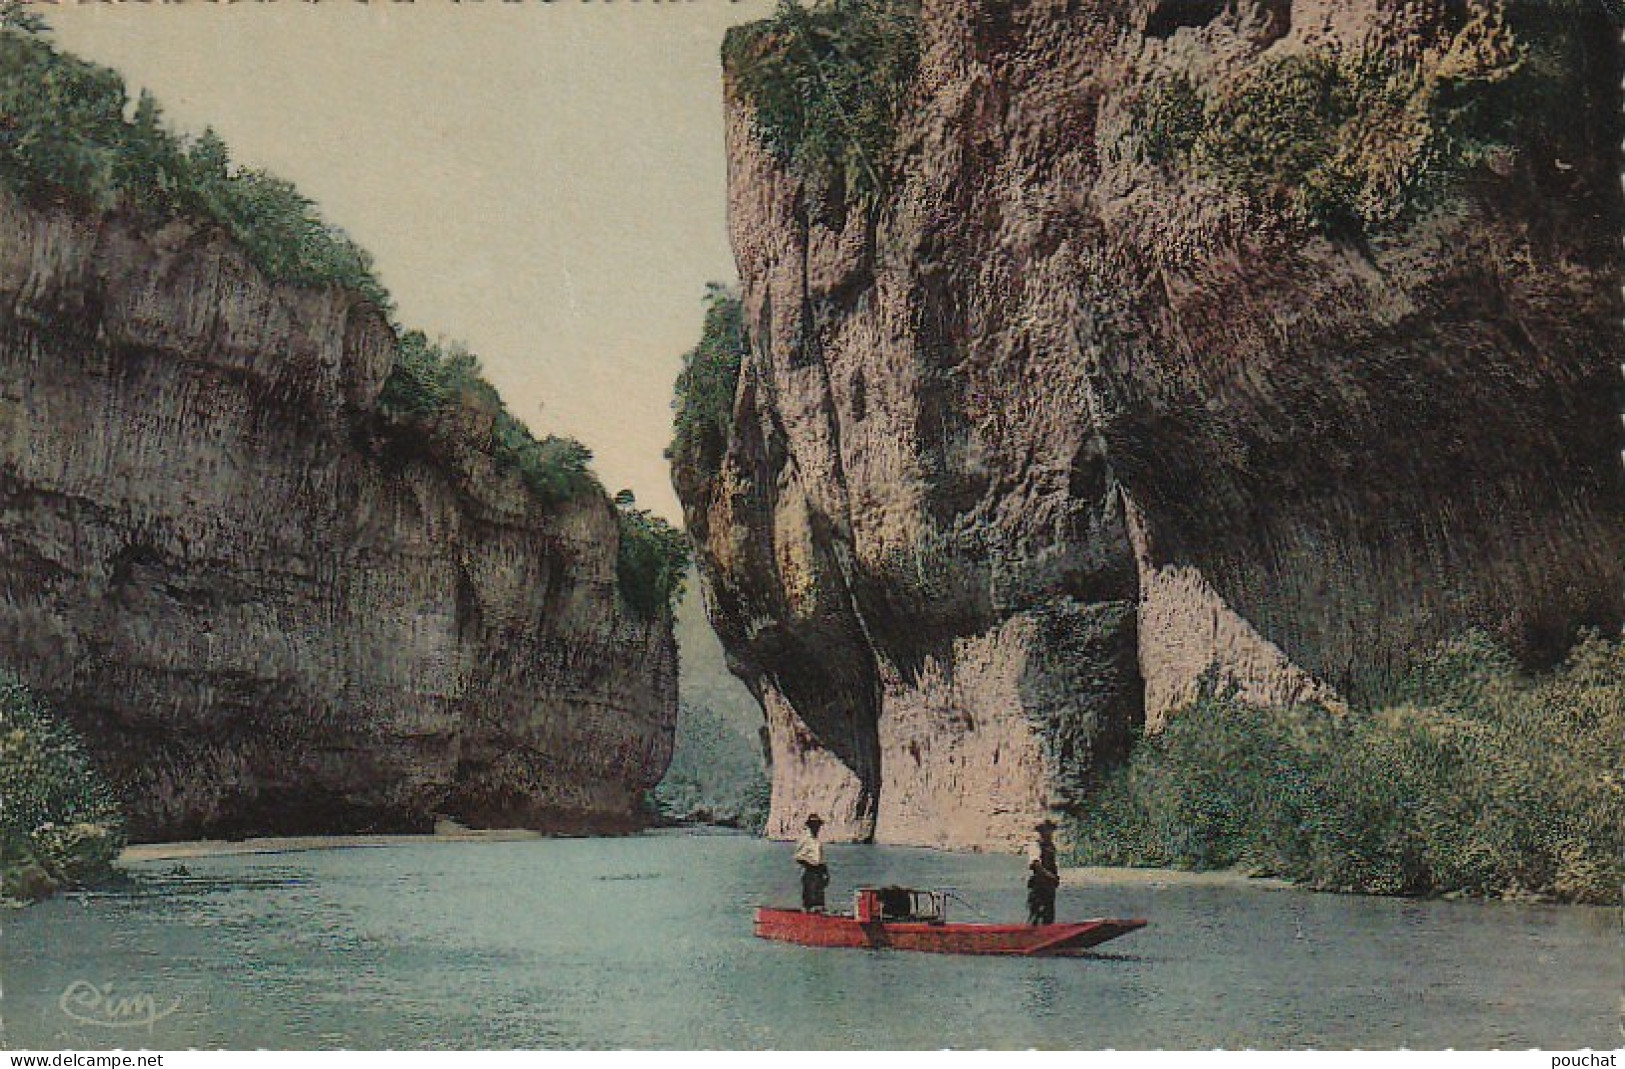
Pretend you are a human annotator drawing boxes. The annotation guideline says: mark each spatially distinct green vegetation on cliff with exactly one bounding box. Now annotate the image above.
[0,673,125,903]
[654,577,770,829]
[380,331,600,506]
[1070,632,1624,904]
[0,6,387,306]
[1130,10,1537,235]
[380,337,689,617]
[725,0,920,205]
[613,491,691,619]
[669,284,747,480]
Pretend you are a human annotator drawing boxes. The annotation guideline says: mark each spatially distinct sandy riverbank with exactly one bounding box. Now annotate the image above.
[122,832,1294,892]
[121,827,544,862]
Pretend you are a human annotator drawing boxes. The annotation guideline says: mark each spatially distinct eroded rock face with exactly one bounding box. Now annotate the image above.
[0,192,677,841]
[675,0,1624,849]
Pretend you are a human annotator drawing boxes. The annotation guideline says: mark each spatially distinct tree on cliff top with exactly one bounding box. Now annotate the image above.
[380,331,601,505]
[0,8,387,308]
[725,0,920,208]
[670,283,747,480]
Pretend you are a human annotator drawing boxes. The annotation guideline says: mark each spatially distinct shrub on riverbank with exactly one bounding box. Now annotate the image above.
[1069,631,1624,904]
[0,673,126,903]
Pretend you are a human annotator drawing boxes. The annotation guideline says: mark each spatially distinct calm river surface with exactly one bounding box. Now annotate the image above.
[3,830,1618,1049]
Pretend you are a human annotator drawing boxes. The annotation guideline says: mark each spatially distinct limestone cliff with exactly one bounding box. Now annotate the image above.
[675,0,1625,848]
[0,191,677,840]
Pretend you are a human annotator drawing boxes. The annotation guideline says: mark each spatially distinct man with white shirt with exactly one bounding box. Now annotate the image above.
[794,813,830,912]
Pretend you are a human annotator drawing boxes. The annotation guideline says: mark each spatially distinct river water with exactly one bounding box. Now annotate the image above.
[3,830,1618,1049]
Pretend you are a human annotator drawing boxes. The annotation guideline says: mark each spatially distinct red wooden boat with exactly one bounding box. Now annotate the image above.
[754,887,1146,957]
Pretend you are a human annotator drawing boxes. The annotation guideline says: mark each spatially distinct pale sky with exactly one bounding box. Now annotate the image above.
[47,2,769,520]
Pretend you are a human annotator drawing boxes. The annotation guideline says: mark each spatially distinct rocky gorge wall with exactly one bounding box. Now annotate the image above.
[675,0,1625,849]
[0,191,677,841]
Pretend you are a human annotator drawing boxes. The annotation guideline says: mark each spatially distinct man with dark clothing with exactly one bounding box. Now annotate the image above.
[1026,819,1060,925]
[795,813,830,912]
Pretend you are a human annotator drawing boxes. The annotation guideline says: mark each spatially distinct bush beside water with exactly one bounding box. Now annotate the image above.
[0,673,126,904]
[1069,632,1625,904]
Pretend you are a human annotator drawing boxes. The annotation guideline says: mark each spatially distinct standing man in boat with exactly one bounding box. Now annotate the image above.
[1026,819,1061,925]
[795,813,830,912]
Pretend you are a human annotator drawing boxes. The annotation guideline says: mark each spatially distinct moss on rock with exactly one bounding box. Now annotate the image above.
[1129,11,1528,236]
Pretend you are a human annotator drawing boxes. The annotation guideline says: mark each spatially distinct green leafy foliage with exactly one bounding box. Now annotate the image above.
[186,153,388,308]
[654,700,771,831]
[1069,632,1625,904]
[669,284,747,479]
[1129,11,1528,235]
[0,673,125,897]
[499,425,598,507]
[615,492,691,619]
[0,12,388,307]
[380,330,599,507]
[379,331,490,418]
[726,0,920,206]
